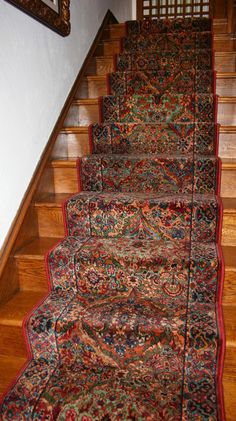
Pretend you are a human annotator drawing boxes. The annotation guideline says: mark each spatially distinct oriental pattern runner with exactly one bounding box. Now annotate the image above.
[0,17,225,420]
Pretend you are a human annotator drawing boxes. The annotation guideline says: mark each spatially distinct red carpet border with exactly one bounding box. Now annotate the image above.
[0,17,225,420]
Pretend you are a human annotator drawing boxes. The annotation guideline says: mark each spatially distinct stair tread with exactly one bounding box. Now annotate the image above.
[50,158,77,168]
[60,126,89,134]
[0,291,45,326]
[220,125,236,133]
[35,193,236,209]
[72,99,98,105]
[15,237,61,259]
[221,158,236,169]
[87,75,106,81]
[218,97,236,103]
[217,72,236,78]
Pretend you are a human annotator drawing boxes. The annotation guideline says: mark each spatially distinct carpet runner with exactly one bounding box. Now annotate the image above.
[0,17,225,420]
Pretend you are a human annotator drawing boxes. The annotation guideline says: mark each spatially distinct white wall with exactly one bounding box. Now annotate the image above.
[0,0,133,250]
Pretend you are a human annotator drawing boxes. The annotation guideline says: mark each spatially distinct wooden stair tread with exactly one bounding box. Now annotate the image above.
[0,355,26,395]
[220,125,236,133]
[217,72,236,78]
[60,126,89,134]
[218,97,236,103]
[109,23,125,29]
[221,158,236,169]
[72,99,98,106]
[15,237,61,260]
[50,158,77,168]
[34,194,236,211]
[47,157,236,171]
[87,75,107,81]
[60,126,236,134]
[215,51,236,55]
[0,291,45,326]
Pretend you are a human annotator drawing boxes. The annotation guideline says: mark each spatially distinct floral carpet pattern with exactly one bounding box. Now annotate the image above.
[0,17,225,420]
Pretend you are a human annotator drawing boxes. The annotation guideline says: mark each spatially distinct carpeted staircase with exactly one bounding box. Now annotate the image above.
[0,17,225,420]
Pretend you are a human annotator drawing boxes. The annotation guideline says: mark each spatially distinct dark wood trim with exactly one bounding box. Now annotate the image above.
[5,0,71,37]
[137,0,143,20]
[0,9,118,304]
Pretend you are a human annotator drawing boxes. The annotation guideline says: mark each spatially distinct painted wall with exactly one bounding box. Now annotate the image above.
[0,0,133,250]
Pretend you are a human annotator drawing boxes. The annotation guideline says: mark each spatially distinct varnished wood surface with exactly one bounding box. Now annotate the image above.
[96,56,114,75]
[103,39,121,56]
[218,99,236,126]
[64,100,99,127]
[0,355,26,395]
[15,237,61,292]
[215,52,236,72]
[0,291,45,326]
[217,72,236,96]
[221,159,236,197]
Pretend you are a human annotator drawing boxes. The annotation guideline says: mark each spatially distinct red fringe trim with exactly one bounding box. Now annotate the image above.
[98,96,103,124]
[106,73,111,95]
[76,158,83,192]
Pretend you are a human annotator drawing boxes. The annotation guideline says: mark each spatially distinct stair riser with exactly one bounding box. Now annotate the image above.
[75,74,236,98]
[216,78,236,96]
[214,54,236,72]
[221,169,236,197]
[102,94,215,124]
[96,57,114,75]
[110,71,213,96]
[16,259,48,292]
[74,75,236,100]
[55,130,234,160]
[52,167,78,194]
[92,54,235,75]
[104,40,121,56]
[108,25,126,39]
[81,156,218,195]
[222,213,236,246]
[45,162,234,196]
[52,132,90,159]
[36,207,65,238]
[214,39,236,52]
[49,162,232,197]
[223,272,236,305]
[76,78,108,99]
[64,104,99,127]
[0,325,27,358]
[35,204,236,247]
[15,254,236,304]
[219,133,236,158]
[218,102,236,126]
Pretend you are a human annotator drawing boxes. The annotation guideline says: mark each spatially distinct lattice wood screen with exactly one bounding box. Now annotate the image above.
[137,0,213,19]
